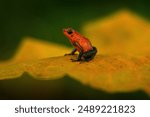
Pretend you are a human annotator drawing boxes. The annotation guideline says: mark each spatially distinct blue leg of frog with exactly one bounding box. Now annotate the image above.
[83,47,97,62]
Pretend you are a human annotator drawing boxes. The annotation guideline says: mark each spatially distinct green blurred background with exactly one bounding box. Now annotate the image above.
[0,0,150,99]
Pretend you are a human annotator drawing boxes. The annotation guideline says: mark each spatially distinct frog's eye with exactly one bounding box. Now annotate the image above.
[67,28,73,34]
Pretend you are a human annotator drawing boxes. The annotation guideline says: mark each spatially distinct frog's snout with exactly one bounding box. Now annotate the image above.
[63,27,73,35]
[67,28,73,34]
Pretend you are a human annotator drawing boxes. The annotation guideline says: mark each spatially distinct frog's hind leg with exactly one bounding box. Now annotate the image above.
[83,47,97,62]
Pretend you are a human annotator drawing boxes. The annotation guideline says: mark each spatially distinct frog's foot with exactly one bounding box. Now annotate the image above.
[70,58,80,62]
[64,53,73,56]
[79,59,85,64]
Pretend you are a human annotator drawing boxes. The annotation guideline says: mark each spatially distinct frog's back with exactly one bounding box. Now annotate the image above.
[77,37,93,52]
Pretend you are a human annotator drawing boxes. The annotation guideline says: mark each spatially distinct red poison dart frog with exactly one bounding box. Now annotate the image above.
[63,27,97,62]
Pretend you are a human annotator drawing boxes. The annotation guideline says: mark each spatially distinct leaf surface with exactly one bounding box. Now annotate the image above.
[0,54,149,94]
[0,37,70,66]
[82,10,150,56]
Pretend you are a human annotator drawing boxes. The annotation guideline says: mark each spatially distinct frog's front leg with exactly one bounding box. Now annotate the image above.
[70,42,83,62]
[71,50,83,62]
[64,48,77,56]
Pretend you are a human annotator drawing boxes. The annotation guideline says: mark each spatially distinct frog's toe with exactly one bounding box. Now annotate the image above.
[70,58,80,62]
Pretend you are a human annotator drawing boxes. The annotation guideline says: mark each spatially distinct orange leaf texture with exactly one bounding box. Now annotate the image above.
[0,54,150,94]
[82,10,150,56]
[0,37,70,66]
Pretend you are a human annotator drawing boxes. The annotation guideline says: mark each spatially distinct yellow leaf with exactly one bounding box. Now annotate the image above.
[0,55,150,94]
[0,37,70,66]
[82,10,150,56]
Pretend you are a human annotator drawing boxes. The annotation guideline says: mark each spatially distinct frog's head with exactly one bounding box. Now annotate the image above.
[63,27,75,40]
